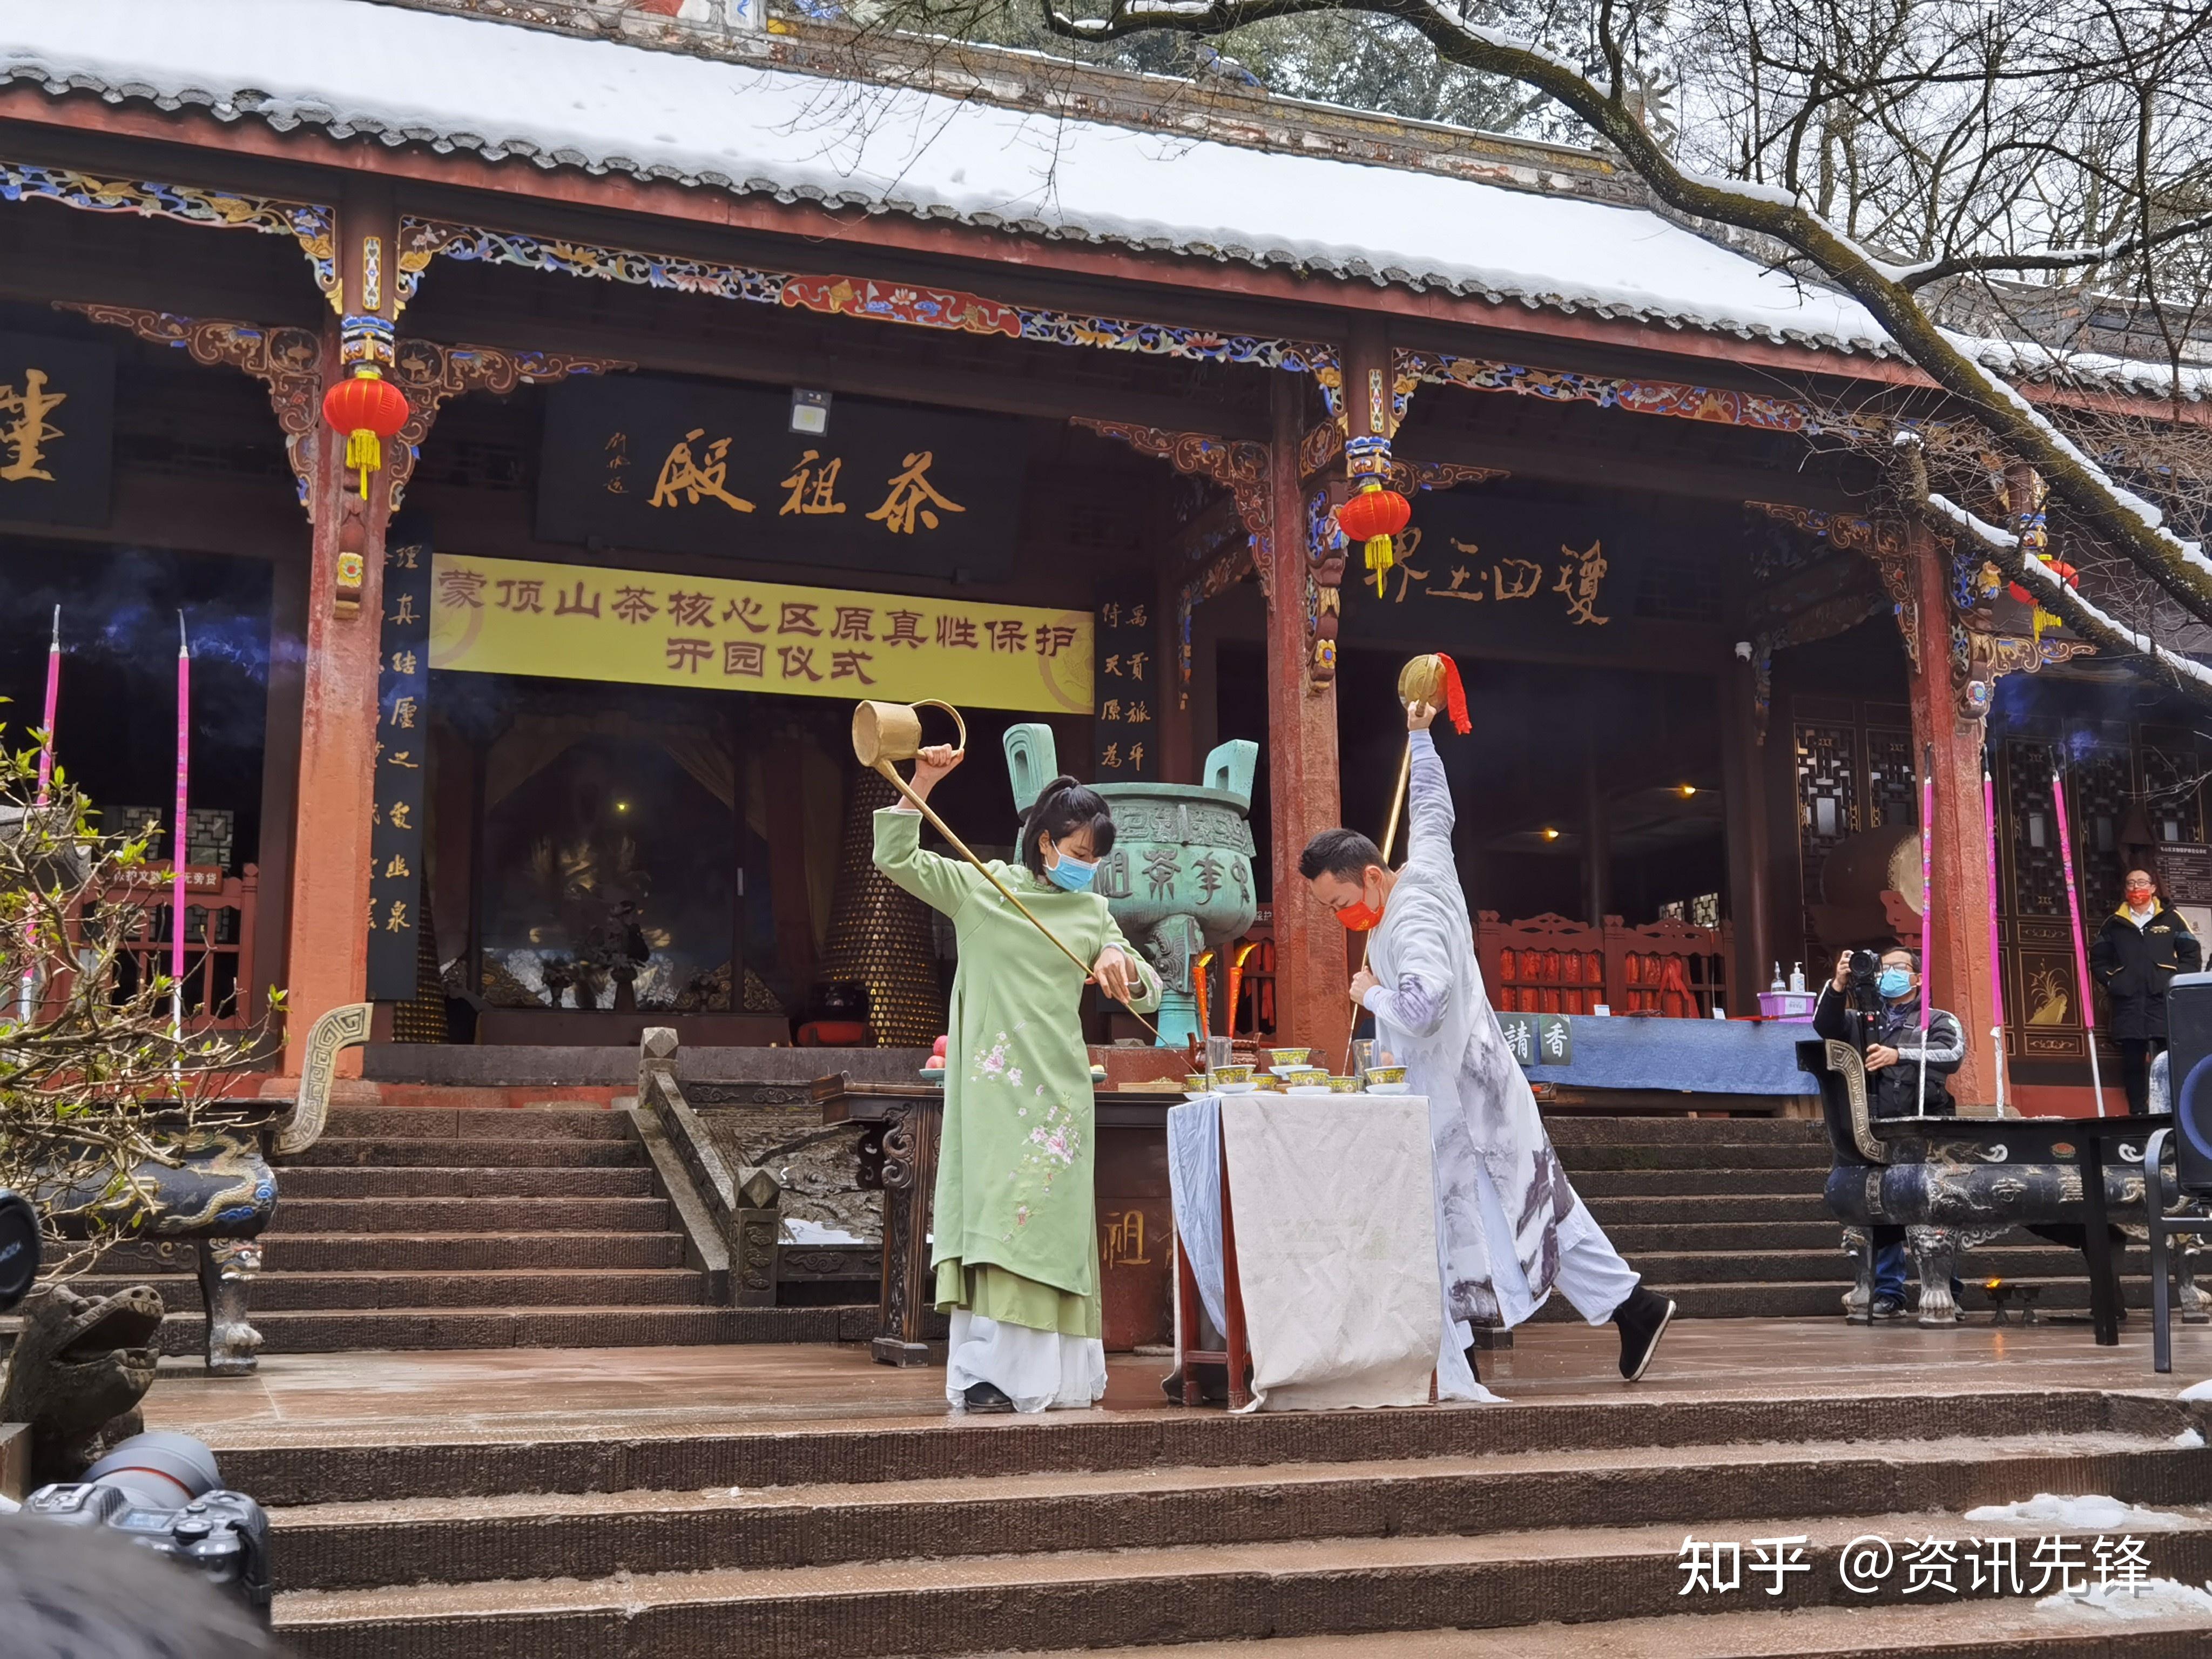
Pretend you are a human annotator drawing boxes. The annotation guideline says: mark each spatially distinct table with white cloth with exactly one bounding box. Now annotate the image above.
[1166,1092,1461,1411]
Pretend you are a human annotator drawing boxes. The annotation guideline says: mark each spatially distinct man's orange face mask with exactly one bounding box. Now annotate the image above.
[1336,868,1386,932]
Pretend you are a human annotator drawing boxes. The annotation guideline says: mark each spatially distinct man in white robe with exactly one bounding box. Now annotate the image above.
[1300,698,1676,1385]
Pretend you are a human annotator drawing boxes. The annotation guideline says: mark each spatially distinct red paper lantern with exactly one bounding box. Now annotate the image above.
[321,369,411,499]
[1336,483,1413,596]
[1336,483,1412,544]
[2006,558,2079,605]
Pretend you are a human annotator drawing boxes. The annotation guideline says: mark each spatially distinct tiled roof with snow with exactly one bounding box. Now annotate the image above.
[0,0,1901,357]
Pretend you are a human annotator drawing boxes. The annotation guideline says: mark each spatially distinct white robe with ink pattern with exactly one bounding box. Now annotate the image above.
[1363,729,1579,1332]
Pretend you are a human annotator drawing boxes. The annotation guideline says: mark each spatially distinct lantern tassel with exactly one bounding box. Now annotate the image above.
[1366,534,1394,596]
[345,427,381,498]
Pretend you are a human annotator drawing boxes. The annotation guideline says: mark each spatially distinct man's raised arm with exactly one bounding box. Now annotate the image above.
[1404,716,1455,875]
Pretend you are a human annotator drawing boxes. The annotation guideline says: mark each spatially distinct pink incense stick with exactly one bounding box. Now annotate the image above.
[1983,765,2009,1114]
[18,607,59,1022]
[172,613,190,1042]
[1916,745,1934,1114]
[2048,766,2106,1116]
[35,604,58,800]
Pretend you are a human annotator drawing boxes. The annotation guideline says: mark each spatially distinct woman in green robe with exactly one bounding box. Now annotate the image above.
[874,746,1161,1413]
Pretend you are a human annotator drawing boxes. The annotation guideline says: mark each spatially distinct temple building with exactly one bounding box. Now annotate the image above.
[3,0,2207,1116]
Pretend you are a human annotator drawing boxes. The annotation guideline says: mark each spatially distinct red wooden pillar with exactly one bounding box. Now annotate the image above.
[1905,519,1998,1108]
[280,191,400,1077]
[1265,373,1350,1060]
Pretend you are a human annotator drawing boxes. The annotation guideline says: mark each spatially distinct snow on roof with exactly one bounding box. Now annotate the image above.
[0,0,1897,356]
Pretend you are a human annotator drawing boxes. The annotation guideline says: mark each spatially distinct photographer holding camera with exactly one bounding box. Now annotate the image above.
[1813,946,1965,1319]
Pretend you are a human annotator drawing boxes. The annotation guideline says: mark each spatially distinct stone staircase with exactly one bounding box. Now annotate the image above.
[224,1379,2212,1656]
[87,1103,869,1357]
[1544,1116,2182,1324]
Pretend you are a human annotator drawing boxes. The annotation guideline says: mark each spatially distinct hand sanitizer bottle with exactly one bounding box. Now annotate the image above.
[1789,961,1806,994]
[1770,962,1785,993]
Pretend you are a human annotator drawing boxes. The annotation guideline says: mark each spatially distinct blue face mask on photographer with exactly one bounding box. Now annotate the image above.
[1877,966,1913,1000]
[1045,841,1099,893]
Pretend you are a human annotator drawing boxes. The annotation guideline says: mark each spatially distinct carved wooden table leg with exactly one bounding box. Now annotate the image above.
[872,1098,947,1366]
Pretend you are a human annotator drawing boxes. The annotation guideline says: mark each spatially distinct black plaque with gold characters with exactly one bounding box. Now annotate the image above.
[366,521,433,1001]
[1092,582,1158,782]
[536,376,1028,582]
[0,328,113,529]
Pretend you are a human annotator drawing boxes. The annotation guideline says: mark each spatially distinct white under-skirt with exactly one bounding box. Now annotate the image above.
[945,1310,1107,1413]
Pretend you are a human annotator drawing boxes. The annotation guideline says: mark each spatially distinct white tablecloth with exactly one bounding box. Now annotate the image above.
[1167,1093,1446,1411]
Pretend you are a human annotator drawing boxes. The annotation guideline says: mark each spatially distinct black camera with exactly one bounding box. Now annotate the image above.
[0,1186,38,1314]
[25,1432,272,1625]
[1844,948,1886,1016]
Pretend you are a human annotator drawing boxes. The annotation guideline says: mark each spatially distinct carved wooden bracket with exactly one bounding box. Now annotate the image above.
[385,336,633,506]
[57,303,326,510]
[57,302,632,519]
[1071,417,1273,578]
[1747,501,1923,670]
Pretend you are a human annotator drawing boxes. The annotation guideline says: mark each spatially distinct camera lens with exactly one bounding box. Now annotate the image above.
[0,1188,39,1313]
[82,1432,224,1509]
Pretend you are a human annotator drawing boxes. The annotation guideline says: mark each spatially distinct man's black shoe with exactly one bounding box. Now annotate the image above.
[1869,1293,1907,1321]
[962,1380,1016,1413]
[1611,1284,1675,1381]
[1159,1363,1232,1405]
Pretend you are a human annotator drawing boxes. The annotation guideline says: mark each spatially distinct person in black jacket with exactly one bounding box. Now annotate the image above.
[1812,946,1965,1318]
[2089,868,2203,1114]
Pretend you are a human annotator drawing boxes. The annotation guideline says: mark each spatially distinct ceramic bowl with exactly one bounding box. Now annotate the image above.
[1262,1047,1312,1069]
[1183,1075,1209,1092]
[1363,1065,1408,1090]
[1285,1068,1329,1089]
[1326,1075,1362,1094]
[1208,1064,1253,1088]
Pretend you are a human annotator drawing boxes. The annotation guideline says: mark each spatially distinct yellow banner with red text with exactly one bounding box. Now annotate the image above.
[427,554,1092,713]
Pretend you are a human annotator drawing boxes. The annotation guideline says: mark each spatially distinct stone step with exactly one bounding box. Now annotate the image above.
[1551,1142,1830,1171]
[156,1304,870,1358]
[282,1137,645,1169]
[205,1387,2157,1507]
[83,1269,709,1313]
[264,1430,2197,1594]
[265,1196,675,1235]
[1585,1195,1830,1224]
[1569,1167,1827,1198]
[320,1105,631,1141]
[1617,1245,2170,1287]
[1542,1117,1827,1145]
[275,1165,659,1199]
[95,1231,694,1273]
[268,1510,2212,1659]
[1530,1278,2179,1323]
[1606,1221,1852,1252]
[989,1601,2212,1658]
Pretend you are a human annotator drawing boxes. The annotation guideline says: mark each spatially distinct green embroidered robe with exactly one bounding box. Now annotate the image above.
[873,807,1162,1336]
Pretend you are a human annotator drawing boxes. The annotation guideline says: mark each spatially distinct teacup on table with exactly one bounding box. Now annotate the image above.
[1208,1064,1255,1093]
[1325,1075,1362,1094]
[1284,1068,1330,1090]
[1262,1047,1312,1069]
[1363,1065,1409,1095]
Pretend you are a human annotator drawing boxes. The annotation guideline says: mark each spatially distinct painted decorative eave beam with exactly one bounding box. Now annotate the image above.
[0,88,1939,394]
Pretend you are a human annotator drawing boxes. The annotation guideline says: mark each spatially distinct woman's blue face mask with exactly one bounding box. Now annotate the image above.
[1044,841,1099,893]
[1877,966,1914,1001]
